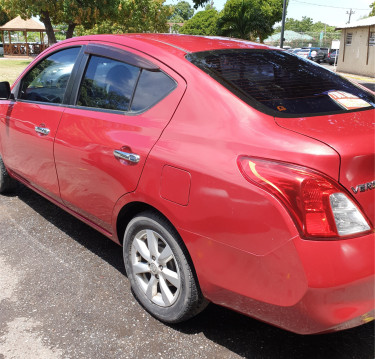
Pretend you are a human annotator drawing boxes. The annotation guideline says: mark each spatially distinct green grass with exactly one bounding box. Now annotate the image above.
[0,59,32,85]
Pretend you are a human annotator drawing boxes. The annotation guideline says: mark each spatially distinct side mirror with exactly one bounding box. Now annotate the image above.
[0,81,12,100]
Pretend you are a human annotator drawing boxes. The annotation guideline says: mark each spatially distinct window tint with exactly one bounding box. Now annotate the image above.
[187,49,375,117]
[131,70,176,112]
[19,47,80,104]
[77,56,140,112]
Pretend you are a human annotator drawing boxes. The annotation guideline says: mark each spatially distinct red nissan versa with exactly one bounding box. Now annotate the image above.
[0,34,374,334]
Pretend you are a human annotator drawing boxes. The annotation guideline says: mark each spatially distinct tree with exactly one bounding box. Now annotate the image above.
[0,4,9,26]
[76,0,172,35]
[370,2,375,16]
[179,8,219,36]
[0,0,120,44]
[171,1,194,20]
[219,0,284,42]
[169,14,184,23]
[274,17,335,33]
[191,0,209,9]
[311,21,335,33]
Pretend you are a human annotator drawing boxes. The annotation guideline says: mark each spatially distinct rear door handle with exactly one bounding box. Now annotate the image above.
[113,150,140,163]
[35,126,50,136]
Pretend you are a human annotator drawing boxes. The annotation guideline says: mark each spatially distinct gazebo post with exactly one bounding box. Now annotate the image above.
[8,30,12,55]
[24,31,29,56]
[40,31,43,52]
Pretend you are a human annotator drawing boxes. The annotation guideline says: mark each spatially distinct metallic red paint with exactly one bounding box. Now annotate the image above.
[276,110,375,225]
[0,34,374,334]
[0,102,64,203]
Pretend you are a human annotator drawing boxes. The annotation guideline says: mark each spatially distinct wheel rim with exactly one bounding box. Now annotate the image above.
[130,229,181,307]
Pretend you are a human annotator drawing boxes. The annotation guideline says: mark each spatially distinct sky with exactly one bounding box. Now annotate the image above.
[165,0,374,26]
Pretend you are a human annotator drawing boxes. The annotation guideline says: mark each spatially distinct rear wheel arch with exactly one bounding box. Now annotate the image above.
[116,202,159,245]
[122,209,208,322]
[116,202,187,254]
[116,202,202,284]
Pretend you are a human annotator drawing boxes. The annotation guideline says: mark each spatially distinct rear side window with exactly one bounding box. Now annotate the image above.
[187,49,375,117]
[78,56,140,112]
[131,70,176,112]
[19,47,80,104]
[77,54,176,113]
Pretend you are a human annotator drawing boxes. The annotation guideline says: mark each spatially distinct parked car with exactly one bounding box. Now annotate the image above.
[296,47,328,63]
[0,34,374,335]
[0,43,3,56]
[327,49,340,65]
[286,47,302,55]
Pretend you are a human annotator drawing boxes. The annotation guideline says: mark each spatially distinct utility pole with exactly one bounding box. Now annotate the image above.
[346,9,355,24]
[280,0,287,48]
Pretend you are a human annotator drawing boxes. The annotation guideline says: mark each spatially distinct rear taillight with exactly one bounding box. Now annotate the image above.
[238,157,371,239]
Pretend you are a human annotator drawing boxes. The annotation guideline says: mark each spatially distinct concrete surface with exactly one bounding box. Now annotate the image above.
[0,184,374,359]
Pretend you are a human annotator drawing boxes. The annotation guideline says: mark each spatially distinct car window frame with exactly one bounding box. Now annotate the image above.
[69,43,177,116]
[13,46,85,107]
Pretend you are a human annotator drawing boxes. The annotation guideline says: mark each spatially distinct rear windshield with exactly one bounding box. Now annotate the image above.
[186,49,375,117]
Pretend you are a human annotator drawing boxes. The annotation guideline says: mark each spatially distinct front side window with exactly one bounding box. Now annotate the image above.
[19,47,80,104]
[187,49,375,117]
[77,56,140,112]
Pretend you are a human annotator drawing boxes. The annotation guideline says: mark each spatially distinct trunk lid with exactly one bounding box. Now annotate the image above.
[275,109,375,225]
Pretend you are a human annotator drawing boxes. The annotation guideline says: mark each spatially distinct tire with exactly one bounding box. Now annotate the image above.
[0,155,16,194]
[123,211,208,323]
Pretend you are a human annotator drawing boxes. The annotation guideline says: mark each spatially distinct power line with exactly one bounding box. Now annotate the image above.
[292,0,369,11]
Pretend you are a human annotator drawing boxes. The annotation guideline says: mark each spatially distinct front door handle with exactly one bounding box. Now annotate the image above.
[113,150,140,163]
[35,126,50,136]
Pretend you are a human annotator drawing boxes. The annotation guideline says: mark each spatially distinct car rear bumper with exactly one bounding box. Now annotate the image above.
[183,229,375,334]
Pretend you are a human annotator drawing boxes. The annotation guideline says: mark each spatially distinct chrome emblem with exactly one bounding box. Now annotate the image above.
[351,180,375,194]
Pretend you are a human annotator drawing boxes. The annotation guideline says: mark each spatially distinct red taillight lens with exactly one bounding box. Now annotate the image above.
[238,157,371,239]
[301,178,337,236]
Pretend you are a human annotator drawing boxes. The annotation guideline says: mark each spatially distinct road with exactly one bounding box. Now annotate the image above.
[0,184,374,359]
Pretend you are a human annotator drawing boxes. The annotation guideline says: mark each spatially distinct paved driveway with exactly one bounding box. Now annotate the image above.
[0,185,374,359]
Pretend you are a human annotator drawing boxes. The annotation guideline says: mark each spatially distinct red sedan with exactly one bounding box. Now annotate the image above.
[0,34,374,334]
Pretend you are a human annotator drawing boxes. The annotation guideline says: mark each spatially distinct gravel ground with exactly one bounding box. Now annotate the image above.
[0,184,374,359]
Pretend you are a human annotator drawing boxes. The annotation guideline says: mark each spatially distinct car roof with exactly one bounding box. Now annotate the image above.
[62,34,275,54]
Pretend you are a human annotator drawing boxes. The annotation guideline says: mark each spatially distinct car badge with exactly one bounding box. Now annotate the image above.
[351,180,375,194]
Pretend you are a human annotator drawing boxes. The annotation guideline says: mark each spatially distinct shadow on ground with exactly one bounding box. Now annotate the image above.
[15,184,375,359]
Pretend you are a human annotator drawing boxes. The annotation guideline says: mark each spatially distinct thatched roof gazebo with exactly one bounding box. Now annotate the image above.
[0,16,48,57]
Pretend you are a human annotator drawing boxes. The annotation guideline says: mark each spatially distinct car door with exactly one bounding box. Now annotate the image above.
[0,46,82,202]
[54,43,186,233]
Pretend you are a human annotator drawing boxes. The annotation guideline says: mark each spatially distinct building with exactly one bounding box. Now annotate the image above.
[336,17,375,77]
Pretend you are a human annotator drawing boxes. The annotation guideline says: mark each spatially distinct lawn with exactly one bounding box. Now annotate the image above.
[0,59,32,85]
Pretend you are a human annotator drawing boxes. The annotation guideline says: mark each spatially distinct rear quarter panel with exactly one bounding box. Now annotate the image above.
[116,63,341,306]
